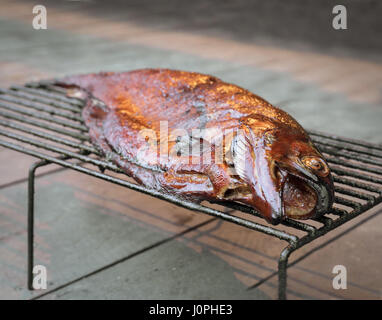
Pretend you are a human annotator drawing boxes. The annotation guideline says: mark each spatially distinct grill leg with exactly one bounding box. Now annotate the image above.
[278,245,294,300]
[27,160,49,290]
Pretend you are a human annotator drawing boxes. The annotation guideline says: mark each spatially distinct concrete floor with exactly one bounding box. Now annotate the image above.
[0,0,381,300]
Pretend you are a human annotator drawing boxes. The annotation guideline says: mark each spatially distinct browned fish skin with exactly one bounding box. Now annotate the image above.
[56,68,334,225]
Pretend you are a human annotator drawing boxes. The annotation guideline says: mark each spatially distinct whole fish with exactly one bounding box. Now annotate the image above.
[56,69,334,225]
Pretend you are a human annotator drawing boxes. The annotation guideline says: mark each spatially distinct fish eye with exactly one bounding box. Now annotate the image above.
[302,156,329,177]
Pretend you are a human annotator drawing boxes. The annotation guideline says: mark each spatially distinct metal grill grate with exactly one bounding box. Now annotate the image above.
[1,82,381,299]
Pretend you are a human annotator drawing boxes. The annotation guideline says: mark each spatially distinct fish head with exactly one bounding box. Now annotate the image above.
[231,121,334,224]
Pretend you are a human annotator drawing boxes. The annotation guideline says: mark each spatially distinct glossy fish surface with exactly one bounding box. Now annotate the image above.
[56,69,334,224]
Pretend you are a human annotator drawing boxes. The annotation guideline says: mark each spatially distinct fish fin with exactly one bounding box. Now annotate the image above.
[232,126,284,224]
[253,148,285,224]
[232,132,252,181]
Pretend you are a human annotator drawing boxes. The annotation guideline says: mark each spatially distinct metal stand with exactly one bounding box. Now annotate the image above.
[27,160,51,290]
[26,159,293,299]
[26,160,381,300]
[278,246,294,300]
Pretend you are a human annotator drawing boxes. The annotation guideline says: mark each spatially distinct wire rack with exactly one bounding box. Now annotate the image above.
[0,82,381,299]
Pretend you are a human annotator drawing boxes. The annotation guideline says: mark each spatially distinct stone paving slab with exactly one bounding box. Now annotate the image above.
[39,237,270,300]
[6,0,381,59]
[0,149,63,187]
[0,169,211,299]
[29,199,382,300]
[176,205,382,300]
[254,206,382,300]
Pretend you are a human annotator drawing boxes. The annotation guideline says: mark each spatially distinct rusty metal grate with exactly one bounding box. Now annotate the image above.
[0,82,381,299]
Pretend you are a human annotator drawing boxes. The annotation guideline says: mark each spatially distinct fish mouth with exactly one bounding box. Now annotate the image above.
[278,165,333,220]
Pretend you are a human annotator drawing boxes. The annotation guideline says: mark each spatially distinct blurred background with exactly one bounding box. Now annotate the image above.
[0,0,381,300]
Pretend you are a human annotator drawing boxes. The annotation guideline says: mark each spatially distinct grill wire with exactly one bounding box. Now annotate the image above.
[0,82,381,249]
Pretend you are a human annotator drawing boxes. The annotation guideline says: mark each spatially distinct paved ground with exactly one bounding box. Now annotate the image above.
[0,0,381,299]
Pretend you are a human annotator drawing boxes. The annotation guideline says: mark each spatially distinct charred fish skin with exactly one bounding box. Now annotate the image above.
[55,68,334,225]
